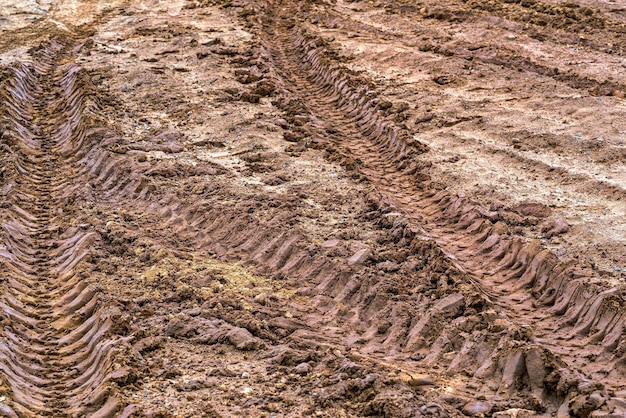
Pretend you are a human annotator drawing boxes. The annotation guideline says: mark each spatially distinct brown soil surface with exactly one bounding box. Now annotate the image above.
[0,0,624,416]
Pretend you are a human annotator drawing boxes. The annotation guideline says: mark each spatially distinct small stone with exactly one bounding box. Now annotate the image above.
[253,293,268,305]
[294,362,311,375]
[241,372,250,379]
[322,239,340,248]
[242,387,253,395]
[463,401,493,416]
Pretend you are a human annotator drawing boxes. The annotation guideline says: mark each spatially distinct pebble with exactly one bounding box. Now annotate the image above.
[294,362,311,375]
[462,401,493,416]
[253,293,268,305]
[321,239,340,248]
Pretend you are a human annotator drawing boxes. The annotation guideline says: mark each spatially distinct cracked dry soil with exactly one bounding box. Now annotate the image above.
[0,0,624,416]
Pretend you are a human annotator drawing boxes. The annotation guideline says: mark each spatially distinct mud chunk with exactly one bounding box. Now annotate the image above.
[489,318,509,333]
[269,317,307,336]
[254,81,275,97]
[462,401,493,416]
[235,69,261,84]
[401,373,435,387]
[511,202,551,218]
[589,411,622,417]
[433,75,451,85]
[420,403,445,414]
[441,393,469,407]
[214,47,238,56]
[571,392,607,416]
[500,350,526,393]
[500,211,525,226]
[133,336,164,354]
[377,100,393,111]
[261,174,289,186]
[166,316,265,351]
[348,248,371,266]
[434,293,465,315]
[541,218,570,238]
[240,92,261,103]
[165,316,196,338]
[176,379,207,392]
[510,325,534,341]
[130,129,185,153]
[224,326,265,351]
[339,361,363,377]
[207,366,237,377]
[283,131,304,143]
[108,367,136,388]
[294,362,311,375]
[377,261,400,272]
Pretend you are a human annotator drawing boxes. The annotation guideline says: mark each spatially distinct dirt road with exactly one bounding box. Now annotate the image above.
[0,0,624,416]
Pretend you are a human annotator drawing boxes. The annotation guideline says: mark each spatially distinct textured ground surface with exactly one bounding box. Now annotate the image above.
[0,0,624,416]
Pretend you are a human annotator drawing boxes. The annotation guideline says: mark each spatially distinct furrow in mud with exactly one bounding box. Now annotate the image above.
[196,2,626,412]
[0,42,131,417]
[268,4,626,353]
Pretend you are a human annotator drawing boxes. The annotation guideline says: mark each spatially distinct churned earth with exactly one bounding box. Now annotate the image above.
[0,0,624,417]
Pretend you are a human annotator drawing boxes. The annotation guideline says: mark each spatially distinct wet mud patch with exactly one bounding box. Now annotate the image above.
[0,0,625,416]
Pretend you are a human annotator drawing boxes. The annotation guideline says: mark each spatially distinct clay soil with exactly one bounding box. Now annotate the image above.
[0,0,624,416]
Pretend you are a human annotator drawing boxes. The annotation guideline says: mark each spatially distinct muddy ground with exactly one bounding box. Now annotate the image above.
[0,0,624,416]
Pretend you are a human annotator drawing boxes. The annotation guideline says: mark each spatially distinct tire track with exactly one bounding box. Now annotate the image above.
[237,0,626,412]
[1,9,621,415]
[0,41,132,417]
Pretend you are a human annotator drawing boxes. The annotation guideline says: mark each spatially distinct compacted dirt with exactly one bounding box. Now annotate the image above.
[0,0,624,416]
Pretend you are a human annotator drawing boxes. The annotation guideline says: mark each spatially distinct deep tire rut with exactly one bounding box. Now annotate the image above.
[0,41,126,418]
[242,0,626,412]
